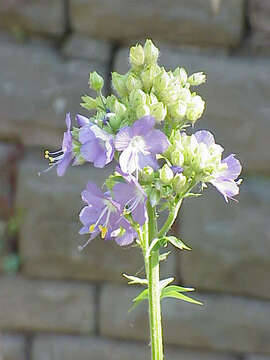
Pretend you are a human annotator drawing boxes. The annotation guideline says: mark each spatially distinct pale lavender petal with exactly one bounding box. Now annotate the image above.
[79,126,96,144]
[79,206,99,225]
[115,127,133,151]
[56,152,73,176]
[113,183,135,207]
[211,179,239,203]
[195,130,215,147]
[132,116,155,136]
[221,154,242,181]
[86,182,105,198]
[137,153,158,170]
[81,140,103,162]
[119,148,137,174]
[171,166,183,174]
[65,112,71,130]
[76,114,90,127]
[62,130,72,152]
[132,201,147,225]
[93,152,107,168]
[144,129,169,154]
[115,228,136,246]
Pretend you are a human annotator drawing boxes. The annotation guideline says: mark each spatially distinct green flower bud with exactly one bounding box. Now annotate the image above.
[172,174,186,193]
[109,114,122,131]
[81,95,97,110]
[129,44,145,68]
[89,71,104,92]
[129,89,147,108]
[139,166,155,184]
[168,100,187,120]
[144,39,159,64]
[140,64,160,92]
[126,74,142,92]
[178,88,192,102]
[186,95,205,122]
[188,72,206,86]
[113,100,126,116]
[151,102,167,122]
[105,94,117,110]
[111,72,128,97]
[171,150,184,167]
[136,104,150,118]
[173,67,188,85]
[153,68,170,92]
[159,164,174,185]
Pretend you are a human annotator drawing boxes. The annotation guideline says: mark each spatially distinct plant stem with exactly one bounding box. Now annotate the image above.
[158,199,182,238]
[145,201,164,360]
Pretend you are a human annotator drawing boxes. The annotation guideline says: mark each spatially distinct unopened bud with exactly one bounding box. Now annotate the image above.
[140,64,160,92]
[173,67,188,85]
[186,95,205,122]
[89,71,104,92]
[144,39,159,65]
[113,100,126,116]
[129,44,145,68]
[111,72,128,97]
[188,72,206,86]
[129,89,147,108]
[159,164,174,185]
[139,166,155,184]
[136,104,150,118]
[172,173,186,193]
[126,74,142,92]
[151,102,167,122]
[109,114,122,131]
[153,68,171,92]
[168,100,187,120]
[171,150,184,167]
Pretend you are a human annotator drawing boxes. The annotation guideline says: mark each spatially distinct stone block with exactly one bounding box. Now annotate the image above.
[70,0,244,48]
[100,284,270,354]
[0,276,95,333]
[0,36,107,147]
[179,177,270,299]
[249,0,270,54]
[0,0,65,37]
[0,334,26,360]
[115,47,270,172]
[31,335,236,360]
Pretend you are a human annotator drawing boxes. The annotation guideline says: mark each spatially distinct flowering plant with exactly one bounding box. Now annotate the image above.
[42,40,242,360]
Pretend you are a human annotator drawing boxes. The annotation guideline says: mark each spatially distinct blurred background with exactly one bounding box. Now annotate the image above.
[0,0,270,359]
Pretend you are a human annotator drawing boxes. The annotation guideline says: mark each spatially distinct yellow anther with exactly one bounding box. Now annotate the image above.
[44,150,49,155]
[44,154,49,159]
[49,157,54,162]
[89,224,95,232]
[99,225,107,239]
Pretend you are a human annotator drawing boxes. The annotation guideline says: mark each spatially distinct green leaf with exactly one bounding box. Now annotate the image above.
[123,274,148,285]
[162,291,203,305]
[159,251,171,261]
[162,285,194,294]
[163,236,191,251]
[184,192,202,198]
[159,277,174,291]
[130,288,149,311]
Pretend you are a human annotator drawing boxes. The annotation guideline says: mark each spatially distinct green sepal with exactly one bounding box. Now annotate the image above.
[105,175,125,191]
[161,236,191,251]
[145,237,167,258]
[184,192,202,198]
[159,251,171,261]
[130,288,149,311]
[123,274,148,286]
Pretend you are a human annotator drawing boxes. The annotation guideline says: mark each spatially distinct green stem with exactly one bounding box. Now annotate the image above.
[145,201,163,360]
[158,199,182,238]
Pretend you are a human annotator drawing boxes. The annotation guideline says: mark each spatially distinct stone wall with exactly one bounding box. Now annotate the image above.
[0,1,270,359]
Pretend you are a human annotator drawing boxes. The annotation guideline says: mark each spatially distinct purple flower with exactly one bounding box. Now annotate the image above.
[171,166,183,175]
[79,121,114,168]
[195,130,242,202]
[79,182,136,248]
[113,167,147,226]
[115,116,169,175]
[42,113,74,176]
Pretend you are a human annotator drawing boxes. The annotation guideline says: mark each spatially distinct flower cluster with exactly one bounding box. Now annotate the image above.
[42,39,242,248]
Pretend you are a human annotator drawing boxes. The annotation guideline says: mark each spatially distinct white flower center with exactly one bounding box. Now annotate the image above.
[130,136,147,154]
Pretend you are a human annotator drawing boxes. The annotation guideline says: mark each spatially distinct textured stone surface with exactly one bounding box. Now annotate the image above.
[31,335,236,360]
[0,36,107,147]
[62,35,112,63]
[0,276,95,333]
[115,47,270,172]
[0,0,65,36]
[249,0,270,54]
[0,334,26,360]
[100,284,270,354]
[16,151,176,282]
[70,0,244,48]
[179,177,270,299]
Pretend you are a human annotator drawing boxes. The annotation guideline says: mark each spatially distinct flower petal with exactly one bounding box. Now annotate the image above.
[137,153,158,170]
[221,154,242,181]
[79,125,96,144]
[119,148,137,174]
[56,152,73,176]
[80,139,103,162]
[144,129,169,154]
[211,179,240,202]
[76,114,90,127]
[132,201,147,225]
[132,116,155,136]
[195,130,215,147]
[115,126,133,151]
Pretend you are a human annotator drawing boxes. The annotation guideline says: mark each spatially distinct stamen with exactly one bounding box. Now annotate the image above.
[89,224,96,232]
[99,225,108,239]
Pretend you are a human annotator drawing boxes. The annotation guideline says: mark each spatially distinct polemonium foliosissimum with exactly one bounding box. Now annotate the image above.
[115,115,169,175]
